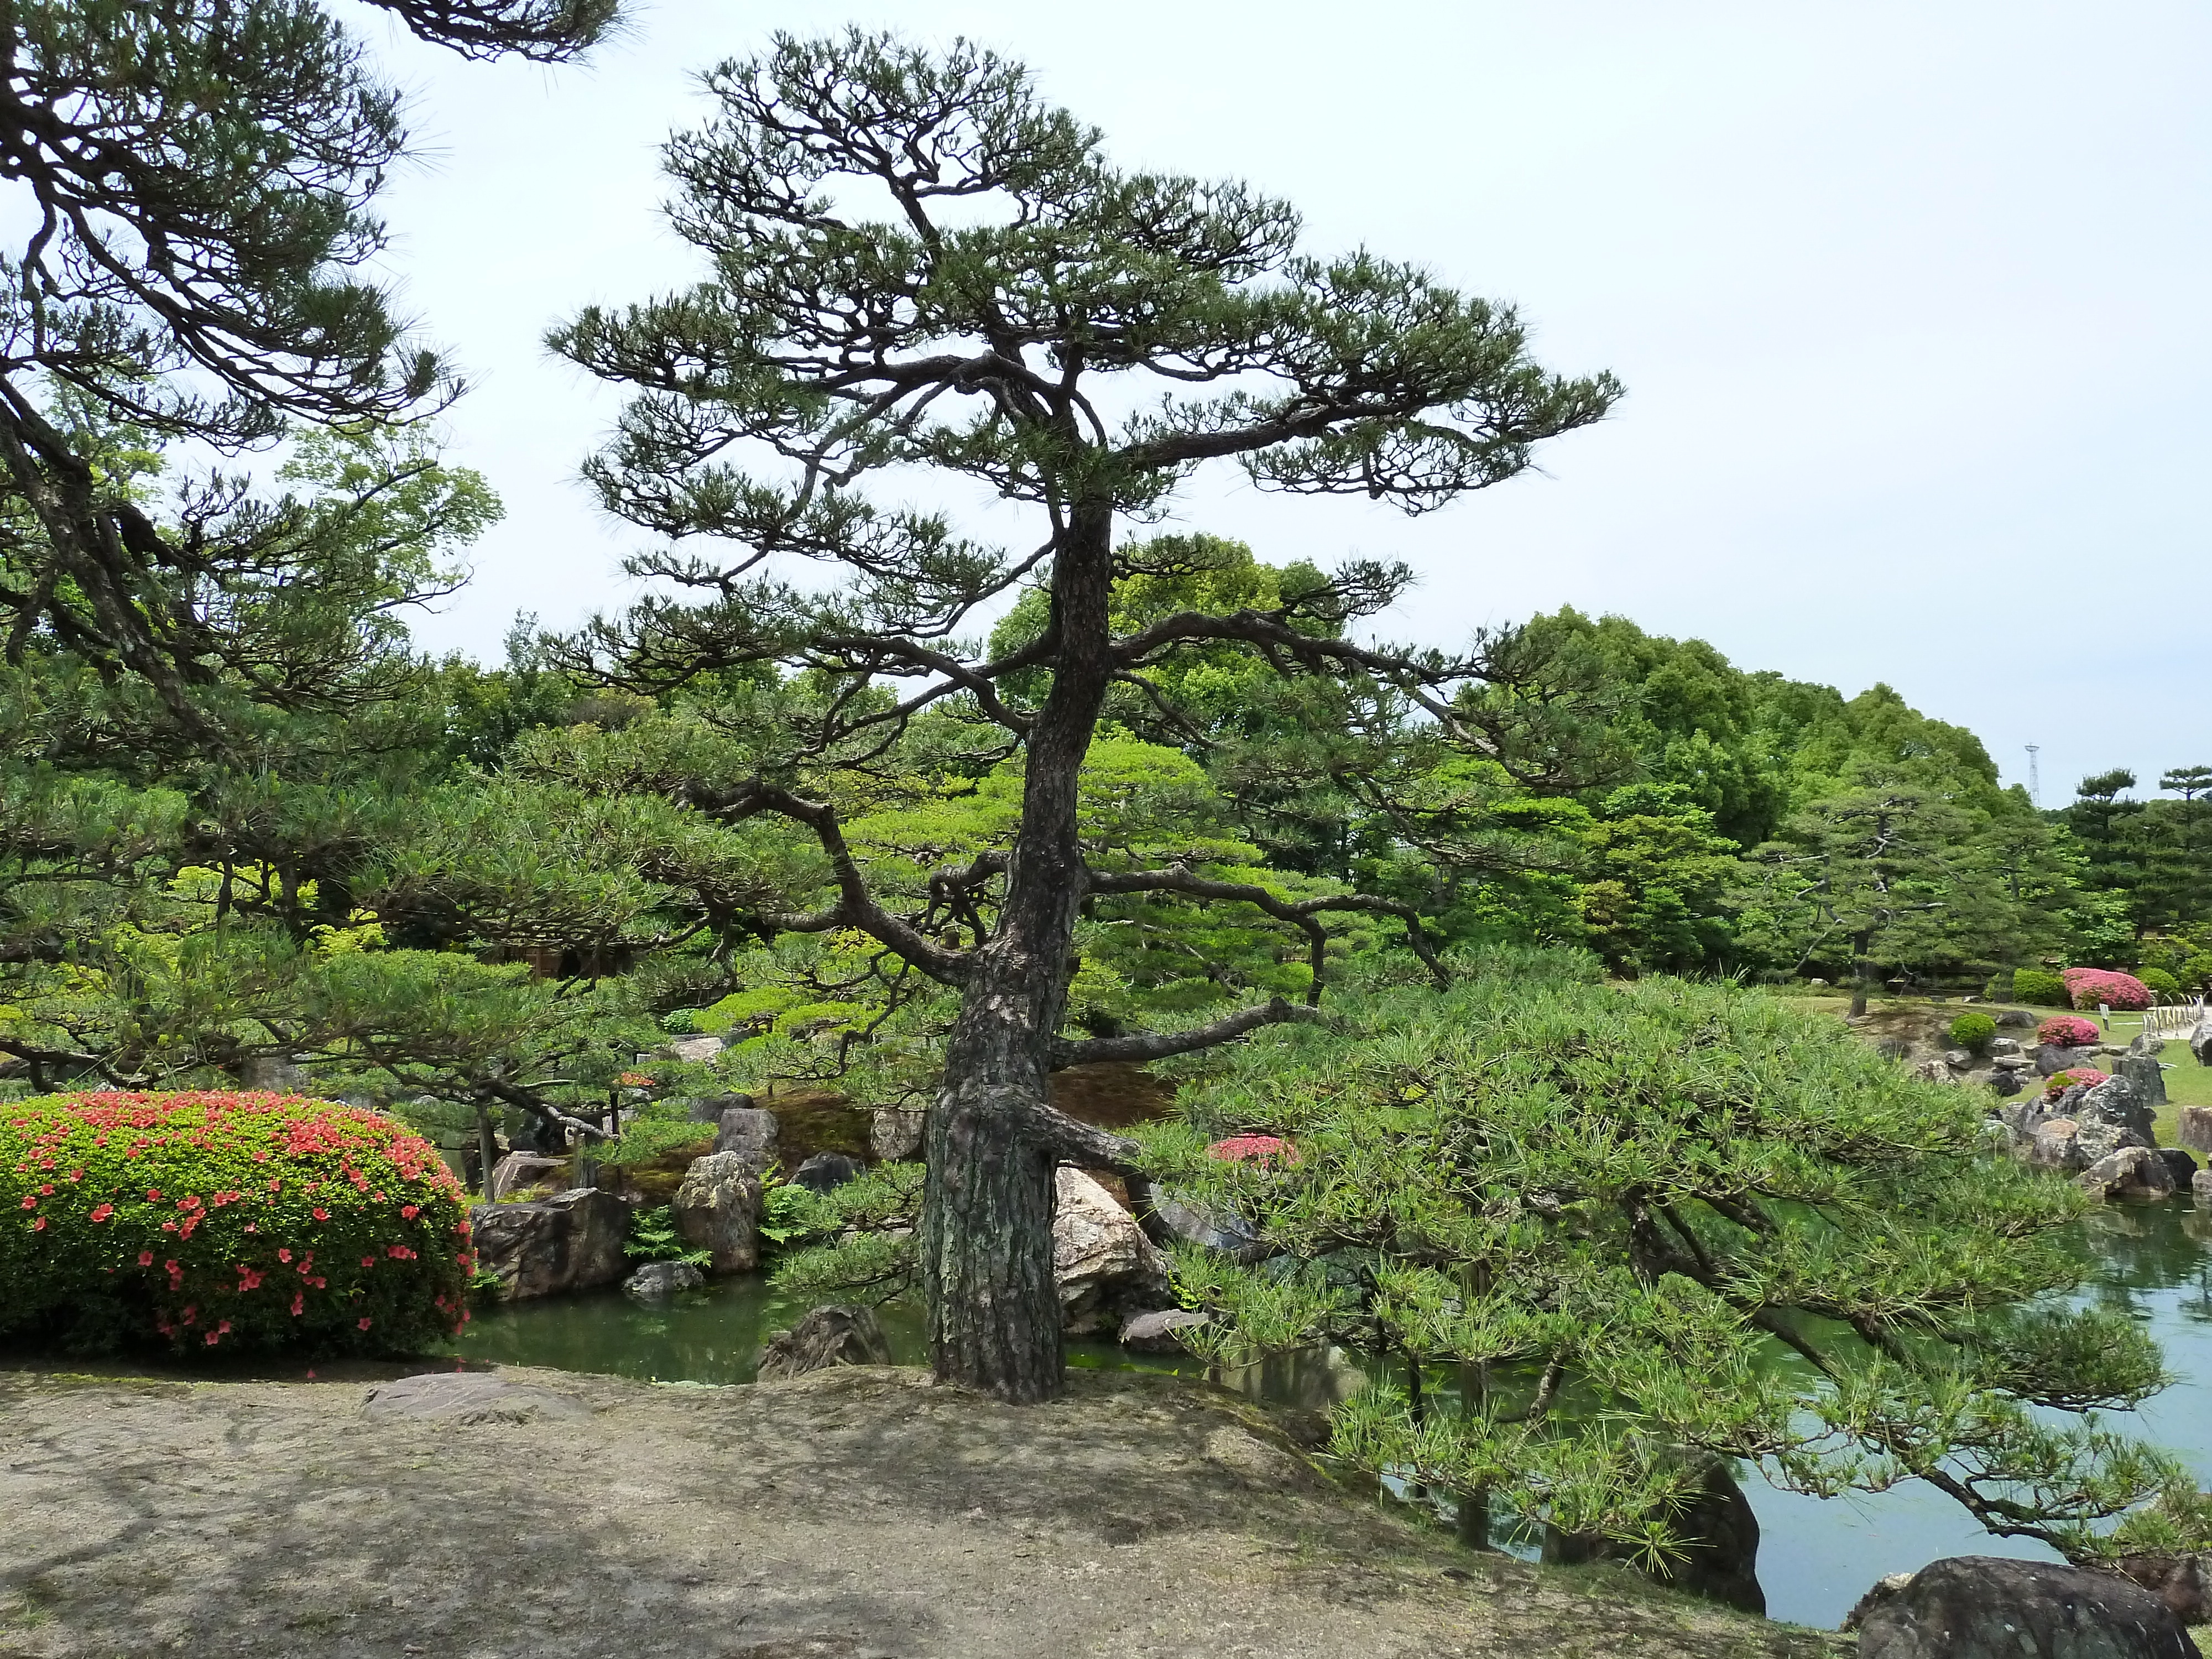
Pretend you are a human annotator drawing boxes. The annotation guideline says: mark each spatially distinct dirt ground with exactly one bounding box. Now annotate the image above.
[0,1361,1846,1659]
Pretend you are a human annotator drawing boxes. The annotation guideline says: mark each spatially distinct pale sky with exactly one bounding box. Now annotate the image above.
[341,0,2209,811]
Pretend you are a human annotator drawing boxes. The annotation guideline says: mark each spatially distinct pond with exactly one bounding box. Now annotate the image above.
[450,1196,2212,1632]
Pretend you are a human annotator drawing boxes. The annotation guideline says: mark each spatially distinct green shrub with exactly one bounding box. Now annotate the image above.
[0,1091,473,1357]
[2139,968,2182,1003]
[624,1204,708,1267]
[2012,967,2068,1006]
[1948,1012,1997,1052]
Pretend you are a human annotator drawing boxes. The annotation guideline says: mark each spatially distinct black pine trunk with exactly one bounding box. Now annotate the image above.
[921,500,1115,1401]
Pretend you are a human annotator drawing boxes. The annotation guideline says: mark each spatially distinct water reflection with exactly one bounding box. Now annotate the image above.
[452,1197,2212,1632]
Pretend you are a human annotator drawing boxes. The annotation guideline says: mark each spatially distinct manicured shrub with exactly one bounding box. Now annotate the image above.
[0,1091,473,1357]
[2138,968,2182,1003]
[2037,1016,2101,1049]
[2011,967,2069,1006]
[2044,1067,2112,1099]
[1948,1013,1997,1052]
[2062,967,2152,1011]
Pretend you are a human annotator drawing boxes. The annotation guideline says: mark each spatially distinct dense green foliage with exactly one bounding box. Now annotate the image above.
[1138,953,2210,1567]
[0,1091,472,1355]
[1947,1012,1996,1051]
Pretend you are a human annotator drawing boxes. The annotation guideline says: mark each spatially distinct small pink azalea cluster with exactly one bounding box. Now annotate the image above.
[2036,1015,2101,1049]
[1207,1134,1301,1168]
[2043,1067,2112,1099]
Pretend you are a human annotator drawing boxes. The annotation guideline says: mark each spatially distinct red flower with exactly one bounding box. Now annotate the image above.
[290,1293,304,1316]
[400,1204,419,1220]
[89,1203,113,1223]
[30,1216,45,1231]
[277,1248,292,1263]
[138,1250,154,1266]
[312,1207,328,1221]
[357,1317,372,1331]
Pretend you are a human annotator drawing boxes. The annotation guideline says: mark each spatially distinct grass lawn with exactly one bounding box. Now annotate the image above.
[2097,1010,2211,1146]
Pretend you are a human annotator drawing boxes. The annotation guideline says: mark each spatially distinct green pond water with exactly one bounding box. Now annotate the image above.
[453,1197,2212,1632]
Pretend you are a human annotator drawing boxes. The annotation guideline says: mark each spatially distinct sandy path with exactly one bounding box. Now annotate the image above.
[0,1362,1844,1659]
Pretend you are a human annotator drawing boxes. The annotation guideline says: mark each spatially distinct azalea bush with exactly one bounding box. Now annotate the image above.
[2037,1015,2103,1049]
[0,1092,473,1357]
[2044,1067,2112,1099]
[2063,967,2153,1012]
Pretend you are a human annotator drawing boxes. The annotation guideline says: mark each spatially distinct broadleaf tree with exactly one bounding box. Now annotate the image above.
[549,31,1620,1399]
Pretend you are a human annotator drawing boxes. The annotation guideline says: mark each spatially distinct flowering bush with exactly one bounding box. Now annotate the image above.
[2043,1067,2111,1099]
[2062,967,2152,1012]
[1207,1134,1301,1167]
[2036,1016,2101,1049]
[0,1092,473,1358]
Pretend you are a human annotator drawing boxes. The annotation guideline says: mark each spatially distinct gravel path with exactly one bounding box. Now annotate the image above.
[0,1361,1846,1658]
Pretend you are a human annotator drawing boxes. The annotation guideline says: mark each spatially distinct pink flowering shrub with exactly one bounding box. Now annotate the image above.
[2060,967,2152,1011]
[0,1092,472,1358]
[2036,1016,2101,1049]
[1207,1134,1301,1168]
[2043,1067,2111,1099]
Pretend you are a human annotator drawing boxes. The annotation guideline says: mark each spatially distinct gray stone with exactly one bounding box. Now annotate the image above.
[2030,1118,2084,1171]
[2156,1148,2199,1187]
[1996,1008,2038,1027]
[755,1305,893,1381]
[623,1260,705,1298]
[870,1105,925,1163]
[487,1151,567,1203]
[1850,1555,2199,1658]
[2075,1117,2152,1168]
[713,1103,779,1172]
[2081,1146,2176,1202]
[468,1187,631,1301]
[1989,1069,2026,1098]
[2197,1168,2212,1207]
[1943,1048,1974,1069]
[2037,1044,2103,1077]
[361,1371,589,1424]
[2194,1016,2212,1069]
[793,1151,863,1194]
[1055,1166,1173,1337]
[2082,1076,2156,1141]
[1876,1037,1913,1061]
[2178,1107,2212,1157]
[2131,1032,2170,1058]
[2116,1554,2210,1627]
[661,1034,726,1065]
[1989,1037,2025,1059]
[1118,1309,1213,1353]
[1152,1190,1271,1263]
[1543,1453,1764,1616]
[671,1151,762,1275]
[239,1053,307,1093]
[2120,1056,2171,1109]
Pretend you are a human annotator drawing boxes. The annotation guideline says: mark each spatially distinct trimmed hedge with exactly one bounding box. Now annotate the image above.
[0,1091,473,1357]
[2139,968,2182,1003]
[1947,1012,1996,1052]
[2011,967,2069,1006]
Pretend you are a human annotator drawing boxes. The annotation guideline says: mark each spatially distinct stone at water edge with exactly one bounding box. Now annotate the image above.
[2177,1107,2212,1157]
[469,1187,631,1301]
[624,1260,705,1298]
[1151,1190,1272,1264]
[2194,1167,2212,1207]
[1119,1308,1213,1353]
[793,1151,864,1193]
[2156,1148,2199,1188]
[2082,1075,2157,1140]
[362,1372,590,1425]
[1850,1556,2199,1658]
[755,1305,893,1381]
[2080,1145,2176,1202]
[671,1151,762,1275]
[486,1151,568,1203]
[1055,1165,1172,1337]
[2075,1117,2152,1168]
[2030,1118,2084,1172]
[1542,1453,1765,1616]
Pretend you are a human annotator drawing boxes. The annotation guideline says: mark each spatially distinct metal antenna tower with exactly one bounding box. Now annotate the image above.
[2026,744,2041,806]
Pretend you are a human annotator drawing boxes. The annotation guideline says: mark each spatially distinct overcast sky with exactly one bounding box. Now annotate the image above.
[343,0,2209,810]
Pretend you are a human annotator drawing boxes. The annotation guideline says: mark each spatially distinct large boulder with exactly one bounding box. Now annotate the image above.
[487,1151,567,1203]
[2197,1168,2212,1207]
[1543,1453,1764,1615]
[2177,1107,2212,1157]
[2038,1044,2104,1077]
[1850,1556,2200,1657]
[2192,1016,2212,1069]
[870,1105,925,1163]
[2082,1076,2157,1142]
[712,1101,779,1173]
[469,1187,630,1301]
[2157,1148,2200,1187]
[2081,1146,2177,1202]
[2131,1032,2170,1058]
[1054,1166,1172,1337]
[661,1033,726,1065]
[2120,1056,2171,1109]
[1996,1008,2038,1027]
[2075,1117,2152,1168]
[2030,1118,2085,1172]
[623,1260,704,1298]
[1151,1189,1271,1263]
[2116,1554,2210,1626]
[671,1151,762,1275]
[793,1151,863,1194]
[1989,1036,2025,1059]
[755,1305,892,1381]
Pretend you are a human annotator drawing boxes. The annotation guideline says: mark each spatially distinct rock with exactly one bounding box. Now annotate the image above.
[2116,1553,2210,1626]
[2037,1044,2102,1077]
[662,1034,725,1065]
[2075,1117,2152,1168]
[1119,1309,1213,1353]
[2131,1032,2170,1058]
[713,1103,779,1172]
[2081,1146,2177,1202]
[1543,1453,1764,1615]
[1990,1037,2025,1058]
[1944,1048,1975,1069]
[1851,1556,2200,1658]
[870,1105,925,1163]
[468,1188,631,1301]
[1993,1053,2035,1071]
[2177,1107,2212,1157]
[361,1372,589,1424]
[487,1151,567,1203]
[1055,1166,1173,1337]
[239,1052,307,1092]
[1151,1190,1271,1264]
[1990,1070,2026,1098]
[2083,1076,2157,1141]
[2197,1168,2212,1207]
[1996,1008,2038,1027]
[1806,977,1829,988]
[2030,1118,2084,1171]
[1876,1037,1913,1061]
[755,1305,892,1381]
[2157,1148,2199,1187]
[1913,1058,1953,1084]
[793,1151,863,1194]
[671,1151,762,1275]
[623,1260,705,1298]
